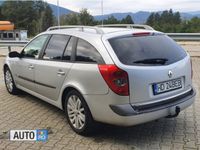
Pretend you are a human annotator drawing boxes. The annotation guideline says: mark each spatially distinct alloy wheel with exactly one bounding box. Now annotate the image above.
[67,95,85,129]
[5,70,13,92]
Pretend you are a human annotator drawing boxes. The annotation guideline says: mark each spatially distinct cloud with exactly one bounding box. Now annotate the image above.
[47,0,200,15]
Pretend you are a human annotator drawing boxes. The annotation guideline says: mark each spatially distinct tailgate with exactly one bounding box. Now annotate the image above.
[126,56,192,104]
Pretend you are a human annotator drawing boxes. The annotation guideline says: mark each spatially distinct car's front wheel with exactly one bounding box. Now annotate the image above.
[4,67,18,94]
[65,90,96,135]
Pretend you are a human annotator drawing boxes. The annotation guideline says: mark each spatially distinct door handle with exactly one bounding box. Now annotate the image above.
[57,70,65,76]
[28,65,34,70]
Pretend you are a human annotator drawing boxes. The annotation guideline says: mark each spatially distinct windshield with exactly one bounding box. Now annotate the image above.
[109,35,187,66]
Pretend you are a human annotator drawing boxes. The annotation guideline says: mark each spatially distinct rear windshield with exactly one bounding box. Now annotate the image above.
[109,35,187,66]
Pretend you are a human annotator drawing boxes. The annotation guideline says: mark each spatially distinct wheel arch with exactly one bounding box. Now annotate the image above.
[61,85,97,135]
[3,64,9,72]
[3,63,16,82]
[61,86,87,111]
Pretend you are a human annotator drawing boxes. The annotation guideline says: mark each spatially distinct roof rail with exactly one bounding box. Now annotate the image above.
[96,24,154,30]
[46,25,104,34]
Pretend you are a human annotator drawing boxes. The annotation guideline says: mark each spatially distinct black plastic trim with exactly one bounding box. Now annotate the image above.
[18,76,56,89]
[110,88,196,116]
[133,89,193,112]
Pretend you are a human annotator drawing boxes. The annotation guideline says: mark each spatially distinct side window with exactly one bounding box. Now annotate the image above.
[22,35,49,58]
[8,33,13,38]
[43,35,70,60]
[76,39,104,63]
[62,37,74,61]
[3,33,7,38]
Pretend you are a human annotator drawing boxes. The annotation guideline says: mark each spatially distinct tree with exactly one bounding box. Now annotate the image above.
[181,17,200,32]
[60,9,95,26]
[1,1,37,35]
[78,8,95,25]
[1,0,54,36]
[121,15,134,24]
[146,13,155,26]
[103,15,119,24]
[60,13,79,25]
[173,12,181,24]
[0,6,5,19]
[146,9,182,33]
[41,4,54,31]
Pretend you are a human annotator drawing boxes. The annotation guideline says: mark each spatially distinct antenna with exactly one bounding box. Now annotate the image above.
[101,0,104,25]
[57,0,60,26]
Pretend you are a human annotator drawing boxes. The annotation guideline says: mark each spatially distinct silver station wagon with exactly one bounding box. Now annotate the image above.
[3,25,196,135]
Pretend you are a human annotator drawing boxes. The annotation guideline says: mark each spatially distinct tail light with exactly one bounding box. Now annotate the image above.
[191,60,193,79]
[133,32,150,36]
[98,65,129,96]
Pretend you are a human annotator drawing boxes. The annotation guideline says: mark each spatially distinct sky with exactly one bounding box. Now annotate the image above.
[46,0,200,15]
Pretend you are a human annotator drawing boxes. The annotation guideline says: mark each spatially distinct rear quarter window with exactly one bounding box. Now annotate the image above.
[75,38,104,64]
[109,35,187,66]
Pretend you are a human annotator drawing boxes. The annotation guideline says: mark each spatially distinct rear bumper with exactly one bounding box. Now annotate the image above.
[110,88,195,116]
[108,88,195,126]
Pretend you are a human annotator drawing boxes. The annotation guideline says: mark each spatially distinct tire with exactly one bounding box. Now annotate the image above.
[4,67,19,95]
[64,90,96,136]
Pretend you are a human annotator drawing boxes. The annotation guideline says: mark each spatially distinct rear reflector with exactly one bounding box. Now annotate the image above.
[98,65,129,96]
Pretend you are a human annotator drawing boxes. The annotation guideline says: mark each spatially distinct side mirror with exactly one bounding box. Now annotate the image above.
[9,51,21,58]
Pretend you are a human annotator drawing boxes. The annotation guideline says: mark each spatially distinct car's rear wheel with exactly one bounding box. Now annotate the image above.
[4,67,18,94]
[65,90,96,135]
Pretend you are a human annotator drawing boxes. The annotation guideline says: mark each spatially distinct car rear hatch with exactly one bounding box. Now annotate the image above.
[107,32,192,105]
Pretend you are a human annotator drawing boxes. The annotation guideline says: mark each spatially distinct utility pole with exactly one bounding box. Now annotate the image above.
[101,0,104,25]
[57,0,60,27]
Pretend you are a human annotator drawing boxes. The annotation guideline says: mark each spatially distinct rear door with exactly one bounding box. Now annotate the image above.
[67,38,108,95]
[34,35,74,101]
[108,34,192,104]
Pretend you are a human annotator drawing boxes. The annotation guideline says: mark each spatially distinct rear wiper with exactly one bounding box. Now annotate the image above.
[133,58,168,65]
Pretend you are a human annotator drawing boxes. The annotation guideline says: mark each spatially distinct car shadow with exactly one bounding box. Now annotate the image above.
[12,89,188,149]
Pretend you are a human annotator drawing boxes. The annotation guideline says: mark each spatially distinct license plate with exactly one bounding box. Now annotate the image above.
[153,78,182,95]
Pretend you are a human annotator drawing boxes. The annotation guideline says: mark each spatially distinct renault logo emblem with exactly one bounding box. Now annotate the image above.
[168,70,173,78]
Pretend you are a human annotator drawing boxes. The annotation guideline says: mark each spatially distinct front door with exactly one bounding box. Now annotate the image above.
[15,34,49,91]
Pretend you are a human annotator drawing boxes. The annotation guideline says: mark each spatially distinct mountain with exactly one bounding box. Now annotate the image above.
[132,11,151,23]
[49,3,75,16]
[0,1,4,5]
[95,11,149,24]
[95,11,155,24]
[0,1,75,16]
[187,11,200,15]
[94,11,200,24]
[181,13,194,20]
[0,0,199,23]
[94,11,146,22]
